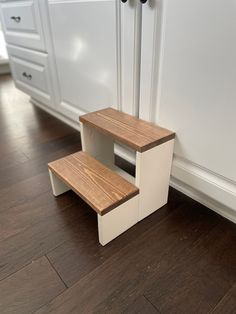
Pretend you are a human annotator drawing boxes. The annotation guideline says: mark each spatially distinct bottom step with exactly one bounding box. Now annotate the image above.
[48,151,139,245]
[48,151,139,216]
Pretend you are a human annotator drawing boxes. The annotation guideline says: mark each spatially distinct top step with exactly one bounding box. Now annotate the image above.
[79,108,175,152]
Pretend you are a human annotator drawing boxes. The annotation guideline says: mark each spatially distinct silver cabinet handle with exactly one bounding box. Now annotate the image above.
[11,16,21,23]
[22,72,32,80]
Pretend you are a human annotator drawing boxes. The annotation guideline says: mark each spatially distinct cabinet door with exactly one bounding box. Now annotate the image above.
[139,0,236,209]
[47,0,140,121]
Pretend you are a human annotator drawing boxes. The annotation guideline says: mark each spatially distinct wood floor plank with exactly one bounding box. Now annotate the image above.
[0,149,29,171]
[20,133,81,160]
[35,202,221,314]
[0,141,80,191]
[143,219,236,314]
[0,112,73,146]
[212,283,236,313]
[0,190,78,242]
[0,200,91,281]
[46,192,177,287]
[0,172,51,213]
[0,256,66,314]
[122,295,159,314]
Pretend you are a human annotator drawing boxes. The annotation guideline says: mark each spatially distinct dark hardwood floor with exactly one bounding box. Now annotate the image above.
[0,74,235,314]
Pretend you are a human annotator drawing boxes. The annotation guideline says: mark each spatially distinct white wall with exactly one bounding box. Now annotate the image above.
[155,0,236,220]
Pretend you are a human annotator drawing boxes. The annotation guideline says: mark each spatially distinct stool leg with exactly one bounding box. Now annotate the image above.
[97,195,139,246]
[49,170,70,196]
[136,139,174,221]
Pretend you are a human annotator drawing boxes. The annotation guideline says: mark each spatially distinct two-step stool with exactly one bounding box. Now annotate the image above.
[48,108,175,245]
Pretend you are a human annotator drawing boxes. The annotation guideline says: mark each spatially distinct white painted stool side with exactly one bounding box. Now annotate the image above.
[80,122,114,167]
[49,169,70,196]
[135,139,175,221]
[97,195,139,246]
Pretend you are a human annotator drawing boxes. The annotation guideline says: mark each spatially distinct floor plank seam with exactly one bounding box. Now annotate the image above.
[37,213,173,300]
[0,203,75,284]
[208,282,236,314]
[0,239,71,285]
[45,206,182,293]
[45,255,68,289]
[143,294,162,313]
[0,259,35,284]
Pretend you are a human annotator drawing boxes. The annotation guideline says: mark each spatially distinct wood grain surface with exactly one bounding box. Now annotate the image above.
[48,151,139,215]
[80,107,175,152]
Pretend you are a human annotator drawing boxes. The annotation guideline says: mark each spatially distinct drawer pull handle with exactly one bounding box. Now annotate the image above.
[22,72,32,80]
[11,16,21,23]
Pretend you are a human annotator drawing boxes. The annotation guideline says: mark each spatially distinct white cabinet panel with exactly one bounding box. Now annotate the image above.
[140,0,236,182]
[48,0,118,118]
[47,0,138,120]
[138,0,236,211]
[8,44,53,107]
[156,0,236,182]
[0,0,45,51]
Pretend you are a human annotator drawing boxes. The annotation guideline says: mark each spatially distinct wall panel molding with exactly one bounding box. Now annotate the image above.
[120,1,141,116]
[171,177,236,224]
[171,155,236,222]
[139,0,164,122]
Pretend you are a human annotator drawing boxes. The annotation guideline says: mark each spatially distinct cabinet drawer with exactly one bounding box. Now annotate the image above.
[7,45,53,107]
[0,1,45,51]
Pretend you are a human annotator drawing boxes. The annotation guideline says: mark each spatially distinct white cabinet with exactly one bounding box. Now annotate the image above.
[0,0,46,51]
[1,0,235,218]
[47,0,140,120]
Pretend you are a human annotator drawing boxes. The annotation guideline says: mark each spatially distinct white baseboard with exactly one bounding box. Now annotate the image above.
[30,99,236,224]
[115,152,236,223]
[170,177,236,224]
[171,156,236,223]
[31,98,80,132]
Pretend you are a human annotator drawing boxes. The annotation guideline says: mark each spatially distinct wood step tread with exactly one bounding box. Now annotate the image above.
[79,108,175,152]
[48,151,139,216]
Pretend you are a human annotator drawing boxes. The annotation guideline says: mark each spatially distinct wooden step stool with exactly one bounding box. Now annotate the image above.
[48,108,175,245]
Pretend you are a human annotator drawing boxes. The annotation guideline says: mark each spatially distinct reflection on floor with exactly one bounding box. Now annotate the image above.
[0,26,8,60]
[0,27,10,74]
